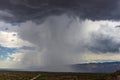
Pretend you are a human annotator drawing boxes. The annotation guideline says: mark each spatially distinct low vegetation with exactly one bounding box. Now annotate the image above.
[0,71,119,80]
[0,71,39,80]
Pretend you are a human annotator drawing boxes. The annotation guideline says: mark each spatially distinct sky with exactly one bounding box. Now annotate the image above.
[0,0,120,71]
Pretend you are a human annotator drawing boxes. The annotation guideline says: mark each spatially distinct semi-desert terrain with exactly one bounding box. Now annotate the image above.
[0,71,119,80]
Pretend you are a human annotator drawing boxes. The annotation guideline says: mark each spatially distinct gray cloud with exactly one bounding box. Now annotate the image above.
[87,34,120,53]
[17,14,120,68]
[0,0,120,71]
[0,0,119,22]
[18,15,83,67]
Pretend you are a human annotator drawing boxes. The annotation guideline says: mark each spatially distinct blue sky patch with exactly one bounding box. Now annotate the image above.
[0,45,18,60]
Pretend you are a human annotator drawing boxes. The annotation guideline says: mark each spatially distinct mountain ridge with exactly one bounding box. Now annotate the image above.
[71,62,120,73]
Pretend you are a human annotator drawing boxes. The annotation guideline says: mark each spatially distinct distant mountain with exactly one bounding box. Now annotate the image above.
[71,62,120,73]
[0,69,18,72]
[1,62,120,73]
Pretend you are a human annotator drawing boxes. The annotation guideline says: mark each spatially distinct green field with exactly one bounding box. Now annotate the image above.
[0,71,119,80]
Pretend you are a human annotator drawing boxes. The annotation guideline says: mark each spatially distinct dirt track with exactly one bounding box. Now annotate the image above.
[30,74,41,80]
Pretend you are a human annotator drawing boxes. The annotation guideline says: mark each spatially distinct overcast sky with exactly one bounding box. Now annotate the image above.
[0,0,120,71]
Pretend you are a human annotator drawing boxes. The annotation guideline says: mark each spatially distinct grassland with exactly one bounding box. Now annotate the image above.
[0,71,118,80]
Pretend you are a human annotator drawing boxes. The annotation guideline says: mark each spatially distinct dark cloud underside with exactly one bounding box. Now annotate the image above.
[88,35,120,53]
[0,0,119,22]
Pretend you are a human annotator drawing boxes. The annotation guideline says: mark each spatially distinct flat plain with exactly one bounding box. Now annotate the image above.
[0,71,119,80]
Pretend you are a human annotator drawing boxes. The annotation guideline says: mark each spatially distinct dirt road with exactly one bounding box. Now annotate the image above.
[30,74,41,80]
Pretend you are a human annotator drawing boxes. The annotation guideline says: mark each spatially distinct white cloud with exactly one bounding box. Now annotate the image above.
[81,52,120,63]
[0,21,34,48]
[0,31,33,48]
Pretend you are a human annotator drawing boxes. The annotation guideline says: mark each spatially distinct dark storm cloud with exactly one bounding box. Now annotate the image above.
[88,34,120,53]
[0,0,119,22]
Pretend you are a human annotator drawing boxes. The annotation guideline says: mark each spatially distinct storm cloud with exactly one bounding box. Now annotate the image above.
[0,0,120,71]
[0,0,120,22]
[88,34,120,53]
[17,15,120,68]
